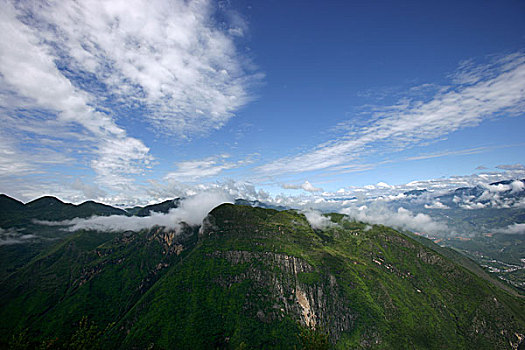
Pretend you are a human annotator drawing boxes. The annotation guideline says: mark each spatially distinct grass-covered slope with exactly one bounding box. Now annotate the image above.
[1,204,524,349]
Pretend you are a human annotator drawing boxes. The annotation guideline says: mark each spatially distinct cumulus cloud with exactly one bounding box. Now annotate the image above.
[282,181,323,193]
[452,180,525,209]
[302,210,336,230]
[510,180,525,193]
[341,205,448,235]
[376,182,392,189]
[424,200,450,209]
[495,223,525,235]
[258,52,525,176]
[39,191,233,232]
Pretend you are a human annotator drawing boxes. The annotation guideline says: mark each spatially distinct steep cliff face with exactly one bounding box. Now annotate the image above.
[202,210,354,339]
[209,250,353,341]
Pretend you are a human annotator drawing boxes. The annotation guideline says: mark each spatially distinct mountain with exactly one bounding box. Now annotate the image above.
[0,194,128,228]
[0,195,129,282]
[1,204,523,349]
[403,189,427,197]
[0,194,25,212]
[0,194,28,226]
[234,198,288,211]
[435,179,525,209]
[134,198,181,216]
[384,181,525,291]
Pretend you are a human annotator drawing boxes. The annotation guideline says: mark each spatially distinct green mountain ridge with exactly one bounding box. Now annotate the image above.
[0,195,128,228]
[1,204,524,349]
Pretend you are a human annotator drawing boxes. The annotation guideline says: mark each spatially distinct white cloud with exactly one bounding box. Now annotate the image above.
[258,52,525,176]
[18,0,259,137]
[164,155,252,182]
[405,146,496,161]
[424,200,450,209]
[0,1,152,190]
[302,210,335,230]
[282,180,323,193]
[486,183,511,193]
[341,205,448,235]
[496,163,525,171]
[510,180,525,193]
[39,191,233,232]
[0,227,37,245]
[450,179,525,209]
[495,223,525,235]
[376,182,392,189]
[0,0,258,196]
[0,137,36,176]
[459,201,488,210]
[71,179,107,200]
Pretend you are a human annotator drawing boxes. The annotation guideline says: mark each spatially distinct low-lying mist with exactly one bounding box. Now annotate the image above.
[302,210,337,230]
[341,204,449,235]
[38,191,234,232]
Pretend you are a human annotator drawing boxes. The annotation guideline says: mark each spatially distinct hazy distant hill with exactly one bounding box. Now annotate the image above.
[0,203,523,349]
[386,180,525,291]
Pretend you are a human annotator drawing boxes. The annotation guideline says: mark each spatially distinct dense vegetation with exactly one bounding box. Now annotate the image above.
[1,200,524,349]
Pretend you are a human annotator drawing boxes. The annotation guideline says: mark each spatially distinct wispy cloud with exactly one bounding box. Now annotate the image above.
[495,223,525,235]
[0,227,37,246]
[0,1,152,190]
[17,0,260,137]
[164,154,253,182]
[404,145,510,161]
[282,180,323,193]
[0,0,258,194]
[258,52,525,176]
[496,163,525,171]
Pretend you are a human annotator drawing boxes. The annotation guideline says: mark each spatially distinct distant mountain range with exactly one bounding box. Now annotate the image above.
[0,194,126,227]
[395,179,525,210]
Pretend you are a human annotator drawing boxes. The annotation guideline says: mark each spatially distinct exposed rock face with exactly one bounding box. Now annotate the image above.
[209,249,354,342]
[150,222,198,255]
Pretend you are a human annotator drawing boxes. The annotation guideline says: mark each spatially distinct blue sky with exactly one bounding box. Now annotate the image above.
[0,0,524,205]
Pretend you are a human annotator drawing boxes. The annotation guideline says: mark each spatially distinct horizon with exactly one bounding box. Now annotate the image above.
[1,0,524,207]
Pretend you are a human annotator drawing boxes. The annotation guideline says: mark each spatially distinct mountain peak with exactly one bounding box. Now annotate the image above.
[25,196,65,208]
